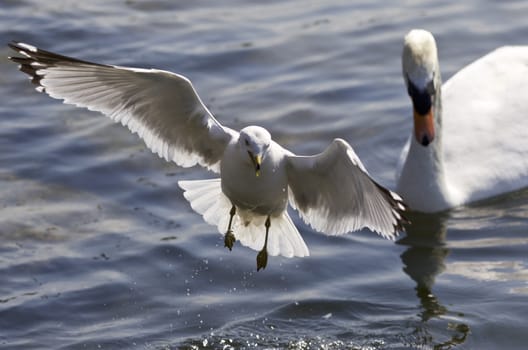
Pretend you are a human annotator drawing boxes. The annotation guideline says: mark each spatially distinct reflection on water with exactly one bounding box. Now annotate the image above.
[399,212,450,321]
[398,212,470,349]
[445,191,528,295]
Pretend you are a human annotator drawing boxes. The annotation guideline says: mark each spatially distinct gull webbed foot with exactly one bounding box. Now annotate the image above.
[256,248,268,271]
[224,230,236,251]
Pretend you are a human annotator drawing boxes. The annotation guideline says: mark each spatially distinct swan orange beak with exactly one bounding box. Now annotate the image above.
[413,107,435,146]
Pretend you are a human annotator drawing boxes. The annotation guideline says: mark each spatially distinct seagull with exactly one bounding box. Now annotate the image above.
[9,42,406,270]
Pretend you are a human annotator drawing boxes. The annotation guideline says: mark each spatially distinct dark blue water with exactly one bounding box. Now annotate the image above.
[1,1,528,349]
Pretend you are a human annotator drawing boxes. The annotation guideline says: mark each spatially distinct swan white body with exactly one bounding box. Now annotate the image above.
[9,42,406,270]
[397,29,528,212]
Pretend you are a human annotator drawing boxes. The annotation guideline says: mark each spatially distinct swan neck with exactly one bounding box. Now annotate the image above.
[399,73,452,212]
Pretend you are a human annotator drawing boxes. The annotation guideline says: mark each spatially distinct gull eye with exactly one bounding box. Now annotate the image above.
[245,139,250,146]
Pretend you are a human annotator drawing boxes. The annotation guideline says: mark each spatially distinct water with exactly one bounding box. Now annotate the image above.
[1,1,528,349]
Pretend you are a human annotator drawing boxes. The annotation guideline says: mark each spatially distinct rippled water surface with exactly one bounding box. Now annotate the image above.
[1,1,528,349]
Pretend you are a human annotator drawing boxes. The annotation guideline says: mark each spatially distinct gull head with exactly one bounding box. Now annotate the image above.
[402,29,439,147]
[238,126,272,177]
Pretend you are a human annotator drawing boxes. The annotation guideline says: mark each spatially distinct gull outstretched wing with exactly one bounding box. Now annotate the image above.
[286,139,406,239]
[8,42,237,172]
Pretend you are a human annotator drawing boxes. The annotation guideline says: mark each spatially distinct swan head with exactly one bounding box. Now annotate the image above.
[238,126,272,177]
[402,29,440,147]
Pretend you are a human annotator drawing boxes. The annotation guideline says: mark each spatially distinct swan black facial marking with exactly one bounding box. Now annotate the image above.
[407,79,433,115]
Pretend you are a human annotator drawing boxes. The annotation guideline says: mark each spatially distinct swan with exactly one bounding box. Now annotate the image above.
[396,29,528,212]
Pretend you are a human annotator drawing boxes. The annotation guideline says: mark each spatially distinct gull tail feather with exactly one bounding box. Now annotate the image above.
[235,211,309,258]
[178,178,309,258]
[178,178,231,232]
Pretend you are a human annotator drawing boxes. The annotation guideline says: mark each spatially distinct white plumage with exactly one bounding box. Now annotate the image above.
[397,29,528,212]
[9,41,405,270]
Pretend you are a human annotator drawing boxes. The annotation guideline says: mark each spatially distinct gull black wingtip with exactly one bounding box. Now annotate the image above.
[7,41,23,59]
[8,41,36,54]
[395,207,411,234]
[8,41,112,69]
[7,42,49,91]
[7,40,19,50]
[394,199,410,234]
[371,180,410,236]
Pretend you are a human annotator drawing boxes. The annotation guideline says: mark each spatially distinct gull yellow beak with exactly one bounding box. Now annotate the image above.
[248,152,262,177]
[413,107,435,146]
[254,155,262,177]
